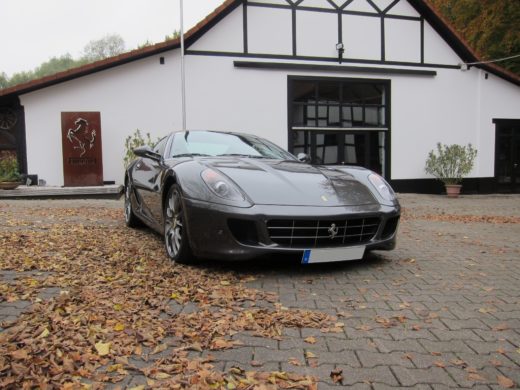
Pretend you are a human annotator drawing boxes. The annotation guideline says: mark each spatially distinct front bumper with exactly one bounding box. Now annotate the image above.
[183,198,400,261]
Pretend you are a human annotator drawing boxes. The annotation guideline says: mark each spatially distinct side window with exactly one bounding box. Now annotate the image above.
[153,137,168,157]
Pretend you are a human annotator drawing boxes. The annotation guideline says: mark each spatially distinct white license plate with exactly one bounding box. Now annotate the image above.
[301,246,366,264]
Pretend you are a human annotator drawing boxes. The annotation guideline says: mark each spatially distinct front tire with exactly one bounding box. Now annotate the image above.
[124,181,141,228]
[164,185,194,264]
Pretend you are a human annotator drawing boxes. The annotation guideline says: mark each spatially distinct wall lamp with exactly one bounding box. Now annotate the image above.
[336,42,345,64]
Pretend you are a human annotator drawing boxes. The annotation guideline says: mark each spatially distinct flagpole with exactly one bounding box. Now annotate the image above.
[180,0,187,131]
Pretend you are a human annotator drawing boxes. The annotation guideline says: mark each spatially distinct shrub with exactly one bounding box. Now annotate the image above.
[0,154,21,182]
[123,129,156,168]
[425,143,477,185]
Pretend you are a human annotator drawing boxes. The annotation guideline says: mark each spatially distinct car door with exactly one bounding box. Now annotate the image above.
[132,136,169,226]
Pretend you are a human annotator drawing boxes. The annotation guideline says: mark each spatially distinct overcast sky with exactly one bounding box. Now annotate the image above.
[0,0,225,77]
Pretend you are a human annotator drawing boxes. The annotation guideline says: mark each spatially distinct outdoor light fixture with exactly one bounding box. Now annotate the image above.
[336,42,345,64]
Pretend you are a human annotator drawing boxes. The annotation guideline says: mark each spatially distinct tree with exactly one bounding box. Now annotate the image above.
[0,72,9,89]
[428,0,520,76]
[82,34,126,62]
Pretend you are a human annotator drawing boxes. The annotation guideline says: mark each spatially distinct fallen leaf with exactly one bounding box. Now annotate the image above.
[467,373,486,382]
[250,360,263,367]
[288,358,302,366]
[433,360,445,368]
[113,323,125,332]
[330,369,343,384]
[94,342,110,356]
[305,351,317,359]
[497,375,515,388]
[304,336,317,344]
[451,359,466,366]
[492,323,509,331]
[10,349,29,360]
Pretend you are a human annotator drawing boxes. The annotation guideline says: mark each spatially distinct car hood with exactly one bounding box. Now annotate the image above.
[201,158,378,206]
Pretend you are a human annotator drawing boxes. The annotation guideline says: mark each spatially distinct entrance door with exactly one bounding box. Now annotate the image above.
[494,119,520,193]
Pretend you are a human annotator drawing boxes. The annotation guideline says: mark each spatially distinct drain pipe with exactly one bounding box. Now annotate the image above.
[180,0,187,131]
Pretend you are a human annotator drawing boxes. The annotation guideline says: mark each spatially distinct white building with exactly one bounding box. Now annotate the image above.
[1,0,519,193]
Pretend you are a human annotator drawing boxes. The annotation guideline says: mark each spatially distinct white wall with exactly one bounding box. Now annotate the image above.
[21,53,183,186]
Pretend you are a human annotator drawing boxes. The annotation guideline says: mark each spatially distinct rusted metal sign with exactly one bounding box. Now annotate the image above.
[61,112,103,186]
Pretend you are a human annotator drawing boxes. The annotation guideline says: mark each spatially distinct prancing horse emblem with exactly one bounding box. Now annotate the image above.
[328,223,339,239]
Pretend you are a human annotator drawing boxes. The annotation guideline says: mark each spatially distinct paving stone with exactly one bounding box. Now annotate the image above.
[374,338,428,354]
[391,366,458,387]
[453,352,515,370]
[406,352,459,369]
[388,327,437,341]
[429,328,483,342]
[333,365,400,386]
[465,340,516,354]
[234,333,278,349]
[327,338,379,353]
[418,339,475,354]
[311,350,360,367]
[253,347,304,363]
[445,366,504,387]
[356,350,415,368]
[373,384,432,390]
[440,318,490,330]
[279,336,328,351]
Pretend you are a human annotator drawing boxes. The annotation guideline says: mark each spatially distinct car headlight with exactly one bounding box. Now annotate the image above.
[368,173,396,203]
[201,168,245,202]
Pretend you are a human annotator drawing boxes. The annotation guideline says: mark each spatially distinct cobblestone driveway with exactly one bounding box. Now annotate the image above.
[1,194,519,389]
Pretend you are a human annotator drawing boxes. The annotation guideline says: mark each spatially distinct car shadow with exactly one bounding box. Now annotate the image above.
[194,251,391,277]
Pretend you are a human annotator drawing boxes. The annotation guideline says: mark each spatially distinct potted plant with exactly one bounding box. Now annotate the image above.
[0,154,22,190]
[425,143,477,197]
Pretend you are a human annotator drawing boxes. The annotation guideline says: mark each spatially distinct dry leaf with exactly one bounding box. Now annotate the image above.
[288,358,302,366]
[492,323,509,331]
[94,342,111,356]
[467,373,486,382]
[497,375,515,388]
[330,369,343,384]
[304,336,317,344]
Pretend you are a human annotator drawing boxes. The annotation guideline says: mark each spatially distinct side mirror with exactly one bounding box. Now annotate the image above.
[297,152,311,163]
[133,145,162,161]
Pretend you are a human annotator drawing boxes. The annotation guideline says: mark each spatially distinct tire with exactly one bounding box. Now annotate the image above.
[124,180,141,228]
[164,184,194,264]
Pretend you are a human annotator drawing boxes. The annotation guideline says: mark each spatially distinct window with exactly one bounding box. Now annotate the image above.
[289,77,390,177]
[292,80,387,129]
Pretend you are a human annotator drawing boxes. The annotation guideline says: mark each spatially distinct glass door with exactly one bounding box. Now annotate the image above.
[495,119,520,193]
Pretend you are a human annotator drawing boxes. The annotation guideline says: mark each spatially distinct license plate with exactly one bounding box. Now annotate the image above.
[301,246,366,264]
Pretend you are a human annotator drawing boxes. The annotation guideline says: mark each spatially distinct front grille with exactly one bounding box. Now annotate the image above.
[267,217,380,248]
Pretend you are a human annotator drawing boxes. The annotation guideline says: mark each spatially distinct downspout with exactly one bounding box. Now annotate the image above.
[180,0,187,131]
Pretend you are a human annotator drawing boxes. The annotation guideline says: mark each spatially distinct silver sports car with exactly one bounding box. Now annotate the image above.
[124,130,400,264]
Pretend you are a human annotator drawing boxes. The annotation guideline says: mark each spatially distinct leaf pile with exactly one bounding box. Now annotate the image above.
[0,205,332,388]
[402,212,520,224]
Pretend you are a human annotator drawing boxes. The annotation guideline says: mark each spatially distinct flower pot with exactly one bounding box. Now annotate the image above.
[0,181,22,190]
[445,184,462,198]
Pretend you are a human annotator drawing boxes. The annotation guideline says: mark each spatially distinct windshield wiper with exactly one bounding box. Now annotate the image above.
[171,153,211,158]
[217,153,270,159]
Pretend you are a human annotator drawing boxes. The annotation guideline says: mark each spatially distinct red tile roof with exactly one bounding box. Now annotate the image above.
[0,0,518,98]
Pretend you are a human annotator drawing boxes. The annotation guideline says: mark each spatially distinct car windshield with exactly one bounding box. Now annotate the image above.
[169,131,296,160]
